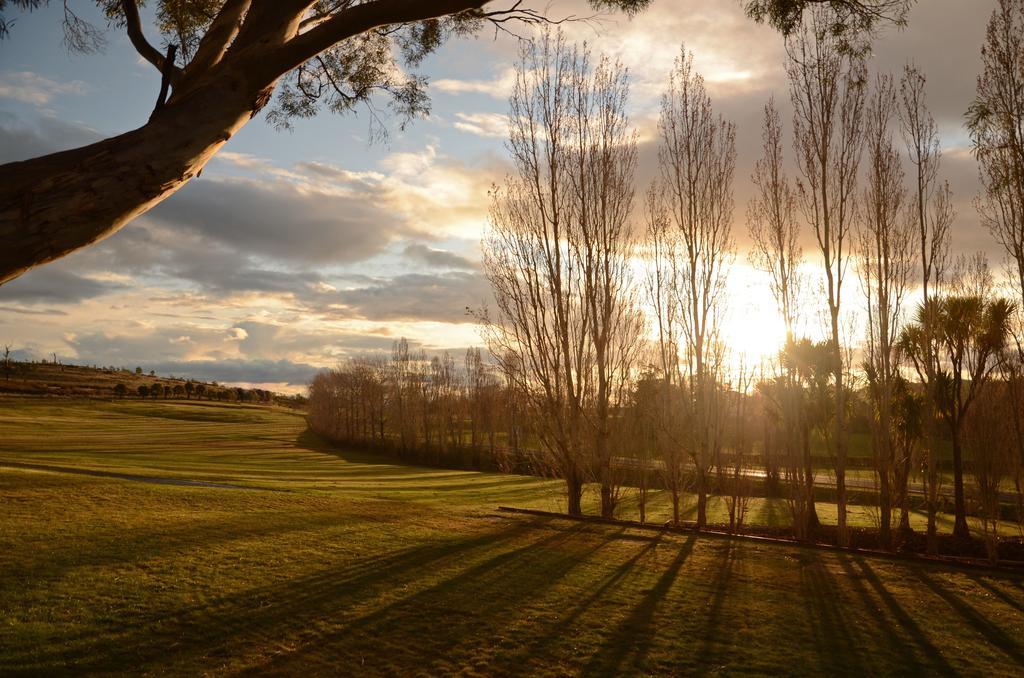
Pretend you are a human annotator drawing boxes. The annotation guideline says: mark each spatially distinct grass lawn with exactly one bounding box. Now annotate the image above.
[2,398,1024,675]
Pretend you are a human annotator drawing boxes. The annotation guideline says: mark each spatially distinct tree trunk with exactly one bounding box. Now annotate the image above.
[835,358,848,547]
[879,459,892,549]
[639,472,647,525]
[0,68,273,284]
[802,425,820,531]
[671,484,680,527]
[696,466,708,530]
[600,483,614,520]
[926,496,938,554]
[951,426,971,539]
[597,420,614,519]
[923,407,939,554]
[898,450,912,533]
[566,472,583,517]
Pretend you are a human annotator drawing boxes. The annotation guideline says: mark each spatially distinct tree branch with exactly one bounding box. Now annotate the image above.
[231,0,314,53]
[266,0,489,81]
[151,43,178,118]
[120,0,182,79]
[184,0,252,79]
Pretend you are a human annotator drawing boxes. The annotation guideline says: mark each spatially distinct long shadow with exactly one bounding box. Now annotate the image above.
[694,541,737,669]
[245,521,610,674]
[504,533,665,668]
[545,533,662,628]
[8,516,560,673]
[0,510,365,602]
[583,535,697,675]
[853,557,957,676]
[836,555,955,676]
[799,552,867,675]
[913,568,1024,667]
[966,574,1024,615]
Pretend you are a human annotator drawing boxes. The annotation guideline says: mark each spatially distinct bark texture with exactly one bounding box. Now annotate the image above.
[0,73,269,283]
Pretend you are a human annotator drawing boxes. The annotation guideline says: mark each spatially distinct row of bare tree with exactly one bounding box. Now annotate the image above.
[307,324,1024,558]
[309,342,530,471]
[309,3,1024,560]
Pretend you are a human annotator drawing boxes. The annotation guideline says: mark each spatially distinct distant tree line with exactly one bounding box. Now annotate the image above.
[119,381,274,404]
[309,344,520,472]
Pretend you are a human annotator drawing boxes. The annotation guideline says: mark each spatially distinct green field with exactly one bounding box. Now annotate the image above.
[2,398,1024,675]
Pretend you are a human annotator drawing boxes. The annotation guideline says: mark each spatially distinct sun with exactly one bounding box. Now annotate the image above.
[635,258,791,381]
[719,263,789,372]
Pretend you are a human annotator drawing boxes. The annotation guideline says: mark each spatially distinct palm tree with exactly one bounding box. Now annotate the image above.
[899,296,1013,540]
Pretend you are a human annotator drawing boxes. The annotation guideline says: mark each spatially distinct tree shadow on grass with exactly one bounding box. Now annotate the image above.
[18,503,1024,676]
[583,535,696,675]
[840,555,956,676]
[0,510,362,603]
[966,574,1024,615]
[8,516,563,673]
[245,521,614,674]
[798,552,867,676]
[499,532,666,669]
[912,568,1024,668]
[693,540,737,670]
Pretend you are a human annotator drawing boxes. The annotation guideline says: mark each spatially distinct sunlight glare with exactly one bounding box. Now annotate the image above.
[720,262,789,371]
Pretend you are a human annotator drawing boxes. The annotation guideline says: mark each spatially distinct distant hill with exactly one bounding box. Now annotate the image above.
[0,360,306,408]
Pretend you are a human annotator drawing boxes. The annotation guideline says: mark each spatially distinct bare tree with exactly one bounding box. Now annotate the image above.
[654,45,736,530]
[391,338,417,455]
[897,62,952,551]
[481,34,640,516]
[970,0,1024,312]
[899,65,952,306]
[724,362,756,534]
[481,33,591,513]
[642,187,688,525]
[857,73,914,548]
[749,99,803,338]
[969,2,1024,534]
[565,50,645,518]
[787,7,867,545]
[466,347,488,464]
[625,366,663,524]
[747,98,819,535]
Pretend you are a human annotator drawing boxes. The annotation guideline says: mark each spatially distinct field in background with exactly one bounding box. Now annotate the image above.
[0,361,305,408]
[0,398,1011,535]
[0,361,215,398]
[2,398,1023,674]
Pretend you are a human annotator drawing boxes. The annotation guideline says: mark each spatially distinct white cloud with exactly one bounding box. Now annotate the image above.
[453,112,509,139]
[310,281,338,293]
[0,71,87,105]
[434,67,516,99]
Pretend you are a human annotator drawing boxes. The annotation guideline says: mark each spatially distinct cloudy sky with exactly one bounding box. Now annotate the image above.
[0,0,1001,392]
